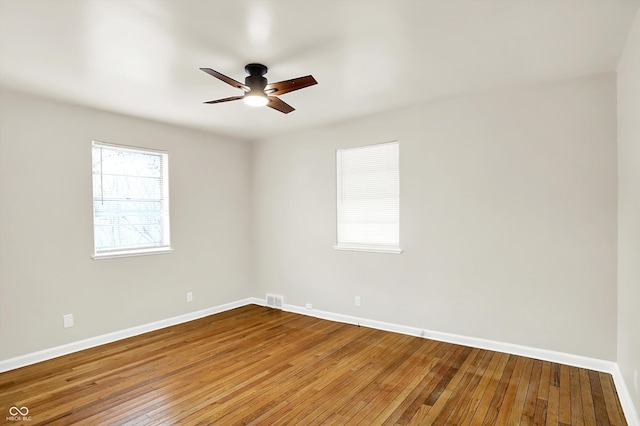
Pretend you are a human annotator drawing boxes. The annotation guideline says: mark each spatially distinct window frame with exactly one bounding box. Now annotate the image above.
[334,141,402,254]
[91,141,173,260]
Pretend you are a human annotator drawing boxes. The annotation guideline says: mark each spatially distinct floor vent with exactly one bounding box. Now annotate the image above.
[266,293,284,310]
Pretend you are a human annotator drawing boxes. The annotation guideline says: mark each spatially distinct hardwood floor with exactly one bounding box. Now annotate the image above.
[0,305,628,425]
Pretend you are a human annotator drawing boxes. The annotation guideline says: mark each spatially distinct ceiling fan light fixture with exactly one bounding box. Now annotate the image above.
[243,92,269,107]
[200,64,317,113]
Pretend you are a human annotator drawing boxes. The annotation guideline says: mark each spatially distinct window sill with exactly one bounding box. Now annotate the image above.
[333,244,403,254]
[92,247,174,260]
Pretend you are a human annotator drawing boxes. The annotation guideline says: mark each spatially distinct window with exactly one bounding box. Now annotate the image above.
[91,141,172,259]
[335,141,401,253]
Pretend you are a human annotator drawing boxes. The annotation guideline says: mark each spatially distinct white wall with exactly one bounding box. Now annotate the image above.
[617,9,640,415]
[253,73,618,361]
[0,90,253,360]
[0,70,624,369]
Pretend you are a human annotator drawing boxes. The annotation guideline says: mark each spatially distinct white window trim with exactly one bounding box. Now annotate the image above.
[92,246,174,260]
[333,244,403,254]
[91,141,172,260]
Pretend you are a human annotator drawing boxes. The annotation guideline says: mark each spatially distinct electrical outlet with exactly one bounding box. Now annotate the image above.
[355,296,361,307]
[186,292,193,302]
[63,314,74,328]
[305,303,312,309]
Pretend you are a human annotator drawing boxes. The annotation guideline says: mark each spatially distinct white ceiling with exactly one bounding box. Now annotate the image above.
[1,0,638,140]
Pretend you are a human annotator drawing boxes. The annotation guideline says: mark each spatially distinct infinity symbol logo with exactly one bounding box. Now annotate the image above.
[9,406,29,416]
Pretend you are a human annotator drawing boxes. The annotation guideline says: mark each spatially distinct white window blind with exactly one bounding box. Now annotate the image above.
[336,141,401,253]
[92,141,172,259]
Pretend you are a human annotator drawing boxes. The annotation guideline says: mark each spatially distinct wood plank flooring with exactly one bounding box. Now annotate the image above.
[0,304,628,425]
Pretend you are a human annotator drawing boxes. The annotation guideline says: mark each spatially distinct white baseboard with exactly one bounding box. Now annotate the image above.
[281,302,639,426]
[0,297,262,374]
[611,364,640,426]
[1,297,637,425]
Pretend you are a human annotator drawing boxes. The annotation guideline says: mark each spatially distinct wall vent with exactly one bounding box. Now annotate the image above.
[266,293,284,310]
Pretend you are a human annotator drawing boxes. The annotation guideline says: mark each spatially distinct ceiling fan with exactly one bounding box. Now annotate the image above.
[200,64,317,114]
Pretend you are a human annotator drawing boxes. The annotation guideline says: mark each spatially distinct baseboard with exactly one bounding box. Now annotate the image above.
[1,297,637,425]
[611,364,640,426]
[282,302,615,370]
[0,297,262,374]
[281,302,639,425]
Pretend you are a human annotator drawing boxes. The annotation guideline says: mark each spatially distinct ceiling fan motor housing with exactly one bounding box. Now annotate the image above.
[245,63,268,93]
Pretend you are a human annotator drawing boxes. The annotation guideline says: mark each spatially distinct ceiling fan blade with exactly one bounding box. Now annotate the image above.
[200,68,249,92]
[265,75,317,96]
[204,95,244,104]
[267,96,295,114]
